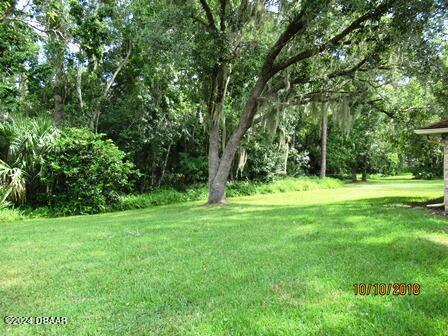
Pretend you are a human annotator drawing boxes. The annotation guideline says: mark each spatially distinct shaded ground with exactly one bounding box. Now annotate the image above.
[0,177,447,335]
[409,197,447,217]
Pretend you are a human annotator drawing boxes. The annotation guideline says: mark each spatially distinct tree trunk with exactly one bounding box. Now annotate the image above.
[320,109,328,178]
[157,144,171,188]
[361,169,367,181]
[208,178,227,204]
[351,167,357,182]
[54,62,64,128]
[207,75,269,204]
[76,64,84,113]
[207,65,230,193]
[54,93,63,128]
[208,120,221,185]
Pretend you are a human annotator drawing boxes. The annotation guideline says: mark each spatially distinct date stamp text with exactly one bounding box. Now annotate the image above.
[353,283,420,296]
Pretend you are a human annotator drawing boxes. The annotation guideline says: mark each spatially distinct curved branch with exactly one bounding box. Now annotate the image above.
[272,1,394,74]
[261,8,307,75]
[102,41,132,100]
[219,0,227,31]
[198,0,217,30]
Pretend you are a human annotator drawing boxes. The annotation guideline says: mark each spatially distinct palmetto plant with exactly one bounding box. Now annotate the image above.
[0,116,58,204]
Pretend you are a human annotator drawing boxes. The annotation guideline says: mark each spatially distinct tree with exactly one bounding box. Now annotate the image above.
[0,0,39,115]
[1,0,447,208]
[320,106,328,178]
[68,0,134,131]
[29,0,72,127]
[187,0,446,203]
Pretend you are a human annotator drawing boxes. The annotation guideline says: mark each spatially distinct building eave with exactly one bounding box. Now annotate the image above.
[414,128,448,135]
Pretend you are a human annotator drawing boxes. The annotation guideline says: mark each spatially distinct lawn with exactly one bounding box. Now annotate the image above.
[1,177,447,336]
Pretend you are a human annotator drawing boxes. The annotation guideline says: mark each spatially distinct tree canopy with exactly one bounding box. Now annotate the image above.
[0,0,447,207]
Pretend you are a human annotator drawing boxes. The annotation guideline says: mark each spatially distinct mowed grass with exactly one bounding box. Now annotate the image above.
[1,177,447,335]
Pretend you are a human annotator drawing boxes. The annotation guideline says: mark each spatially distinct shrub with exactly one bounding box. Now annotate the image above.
[177,153,208,184]
[0,117,58,205]
[40,128,139,215]
[112,185,209,211]
[0,189,24,222]
[113,177,343,212]
[0,206,24,223]
[241,141,286,182]
[408,138,443,179]
[227,177,343,197]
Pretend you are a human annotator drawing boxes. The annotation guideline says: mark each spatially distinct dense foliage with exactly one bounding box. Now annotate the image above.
[40,128,137,214]
[0,116,58,204]
[0,122,137,215]
[0,0,447,211]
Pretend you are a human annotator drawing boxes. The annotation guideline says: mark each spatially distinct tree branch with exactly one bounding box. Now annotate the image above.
[234,0,249,31]
[265,56,370,97]
[219,0,227,31]
[261,8,307,74]
[366,101,394,118]
[102,41,132,100]
[7,17,48,36]
[198,0,217,30]
[330,58,369,78]
[253,55,385,125]
[272,1,393,74]
[191,14,209,28]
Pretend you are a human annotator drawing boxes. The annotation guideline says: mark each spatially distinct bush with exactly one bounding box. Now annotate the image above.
[0,189,24,222]
[241,141,286,182]
[177,153,208,184]
[408,137,443,179]
[112,185,209,211]
[40,128,139,215]
[227,177,343,197]
[3,176,343,219]
[0,206,24,222]
[113,177,343,211]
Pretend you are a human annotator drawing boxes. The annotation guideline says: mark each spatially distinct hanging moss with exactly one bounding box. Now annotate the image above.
[332,95,352,134]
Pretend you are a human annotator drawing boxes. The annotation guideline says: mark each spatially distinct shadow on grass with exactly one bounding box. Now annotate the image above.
[203,196,448,335]
[1,195,447,335]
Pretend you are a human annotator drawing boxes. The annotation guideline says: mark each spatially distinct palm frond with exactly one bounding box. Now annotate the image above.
[0,159,27,204]
[0,117,57,204]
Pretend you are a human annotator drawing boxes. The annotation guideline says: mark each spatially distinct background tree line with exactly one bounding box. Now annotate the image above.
[0,0,447,210]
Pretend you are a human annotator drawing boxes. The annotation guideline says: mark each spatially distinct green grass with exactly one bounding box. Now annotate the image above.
[1,177,447,335]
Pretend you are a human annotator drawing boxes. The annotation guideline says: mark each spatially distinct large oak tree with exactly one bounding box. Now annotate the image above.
[185,0,446,203]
